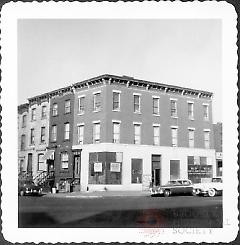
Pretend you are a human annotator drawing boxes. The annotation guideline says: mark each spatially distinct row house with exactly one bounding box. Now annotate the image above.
[213,122,222,176]
[18,74,217,192]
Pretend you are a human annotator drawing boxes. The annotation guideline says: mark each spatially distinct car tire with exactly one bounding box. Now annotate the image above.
[164,190,170,197]
[20,190,25,196]
[208,188,216,197]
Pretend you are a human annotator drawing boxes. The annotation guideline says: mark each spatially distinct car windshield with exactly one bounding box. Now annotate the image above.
[212,178,222,183]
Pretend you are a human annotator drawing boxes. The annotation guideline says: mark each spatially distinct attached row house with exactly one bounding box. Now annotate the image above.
[18,74,217,192]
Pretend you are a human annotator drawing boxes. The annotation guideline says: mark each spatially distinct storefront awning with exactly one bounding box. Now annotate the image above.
[42,150,55,161]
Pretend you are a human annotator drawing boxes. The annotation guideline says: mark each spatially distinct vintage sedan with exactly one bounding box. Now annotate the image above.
[193,177,223,197]
[150,179,194,197]
[18,180,42,196]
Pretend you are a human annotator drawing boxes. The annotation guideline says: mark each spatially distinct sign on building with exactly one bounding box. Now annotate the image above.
[110,162,121,172]
[94,162,102,172]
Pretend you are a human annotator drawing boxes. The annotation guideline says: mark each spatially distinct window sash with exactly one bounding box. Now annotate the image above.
[153,126,160,145]
[113,92,120,110]
[171,128,178,147]
[188,103,194,119]
[61,153,69,169]
[113,123,120,143]
[78,97,85,113]
[30,129,35,144]
[64,123,70,140]
[21,135,26,150]
[51,126,57,141]
[170,101,177,117]
[134,95,140,113]
[188,130,194,147]
[134,124,141,144]
[77,125,84,144]
[22,115,27,127]
[38,154,45,171]
[52,104,58,116]
[153,98,160,115]
[42,106,47,118]
[31,109,36,121]
[41,127,46,143]
[94,93,101,111]
[203,105,209,120]
[204,131,210,148]
[93,123,100,143]
[65,100,71,114]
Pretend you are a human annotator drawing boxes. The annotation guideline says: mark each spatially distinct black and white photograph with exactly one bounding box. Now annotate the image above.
[1,2,238,243]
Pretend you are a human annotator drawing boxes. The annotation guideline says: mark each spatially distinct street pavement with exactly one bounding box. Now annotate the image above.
[18,192,222,228]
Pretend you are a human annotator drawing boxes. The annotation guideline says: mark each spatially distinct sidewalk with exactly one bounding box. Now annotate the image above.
[43,190,150,198]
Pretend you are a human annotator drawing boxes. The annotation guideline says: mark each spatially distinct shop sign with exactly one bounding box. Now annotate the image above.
[94,162,102,172]
[188,165,212,176]
[110,162,121,172]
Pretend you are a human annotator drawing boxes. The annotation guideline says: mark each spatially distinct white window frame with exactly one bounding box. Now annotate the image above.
[78,95,85,114]
[153,124,160,145]
[40,126,46,143]
[31,108,36,121]
[41,105,47,119]
[38,153,45,171]
[52,103,58,116]
[64,100,71,114]
[171,126,178,147]
[133,93,141,113]
[170,98,178,118]
[30,128,35,145]
[188,127,195,148]
[133,122,141,144]
[187,101,194,120]
[77,123,84,144]
[64,123,70,141]
[61,152,69,169]
[51,125,57,142]
[203,103,209,121]
[112,120,121,143]
[93,91,101,112]
[204,129,210,149]
[93,121,101,143]
[112,90,121,111]
[152,96,160,115]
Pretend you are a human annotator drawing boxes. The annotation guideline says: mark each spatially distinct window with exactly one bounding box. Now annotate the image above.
[77,124,84,144]
[203,104,209,120]
[153,97,160,115]
[64,100,71,114]
[41,106,47,119]
[78,96,85,114]
[22,115,27,128]
[131,158,143,183]
[153,125,160,145]
[171,127,178,147]
[31,108,36,121]
[133,94,141,113]
[204,130,210,149]
[64,123,70,140]
[40,127,46,143]
[51,125,57,142]
[188,102,194,119]
[170,99,177,117]
[38,153,45,171]
[113,91,120,111]
[61,152,69,169]
[21,134,26,150]
[113,122,120,143]
[188,128,195,148]
[52,103,58,116]
[93,122,100,143]
[93,92,101,111]
[134,123,141,144]
[30,128,35,145]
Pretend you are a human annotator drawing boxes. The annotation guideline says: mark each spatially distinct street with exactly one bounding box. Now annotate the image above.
[18,195,222,228]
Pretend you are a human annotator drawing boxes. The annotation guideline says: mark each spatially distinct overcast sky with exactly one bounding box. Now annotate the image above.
[18,19,222,123]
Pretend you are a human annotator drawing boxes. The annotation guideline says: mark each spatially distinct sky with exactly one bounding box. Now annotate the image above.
[18,19,222,123]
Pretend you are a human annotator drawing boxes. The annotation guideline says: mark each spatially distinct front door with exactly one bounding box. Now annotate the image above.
[73,156,81,178]
[47,159,54,173]
[27,153,32,175]
[154,169,160,186]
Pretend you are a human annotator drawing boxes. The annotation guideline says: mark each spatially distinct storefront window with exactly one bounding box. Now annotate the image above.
[88,152,122,185]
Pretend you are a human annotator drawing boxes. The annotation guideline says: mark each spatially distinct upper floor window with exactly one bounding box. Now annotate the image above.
[78,96,85,114]
[41,106,47,119]
[93,122,100,143]
[113,91,121,111]
[30,128,35,145]
[171,127,178,147]
[38,153,45,171]
[153,97,160,115]
[188,128,195,148]
[52,103,58,116]
[204,130,210,149]
[61,152,69,169]
[113,121,120,143]
[51,125,57,142]
[203,104,209,121]
[133,94,141,113]
[134,123,141,144]
[22,115,27,128]
[31,108,36,121]
[170,99,177,117]
[40,126,46,143]
[93,92,101,112]
[77,124,84,144]
[64,123,70,140]
[21,134,26,151]
[64,100,71,114]
[153,125,160,146]
[188,102,194,120]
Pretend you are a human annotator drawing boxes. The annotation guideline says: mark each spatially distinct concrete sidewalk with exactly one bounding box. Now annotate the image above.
[43,190,150,198]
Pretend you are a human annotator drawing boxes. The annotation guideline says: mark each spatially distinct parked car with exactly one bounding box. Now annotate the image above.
[150,179,194,197]
[18,180,42,196]
[193,177,223,197]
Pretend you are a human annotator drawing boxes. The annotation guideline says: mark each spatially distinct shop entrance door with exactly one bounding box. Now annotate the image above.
[151,155,161,186]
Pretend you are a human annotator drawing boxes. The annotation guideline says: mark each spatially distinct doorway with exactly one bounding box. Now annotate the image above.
[151,155,161,186]
[27,153,32,175]
[170,160,180,180]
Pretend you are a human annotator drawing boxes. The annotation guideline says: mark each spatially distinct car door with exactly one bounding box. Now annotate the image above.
[183,180,192,194]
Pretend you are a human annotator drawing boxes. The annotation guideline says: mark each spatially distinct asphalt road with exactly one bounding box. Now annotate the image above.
[18,195,222,228]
